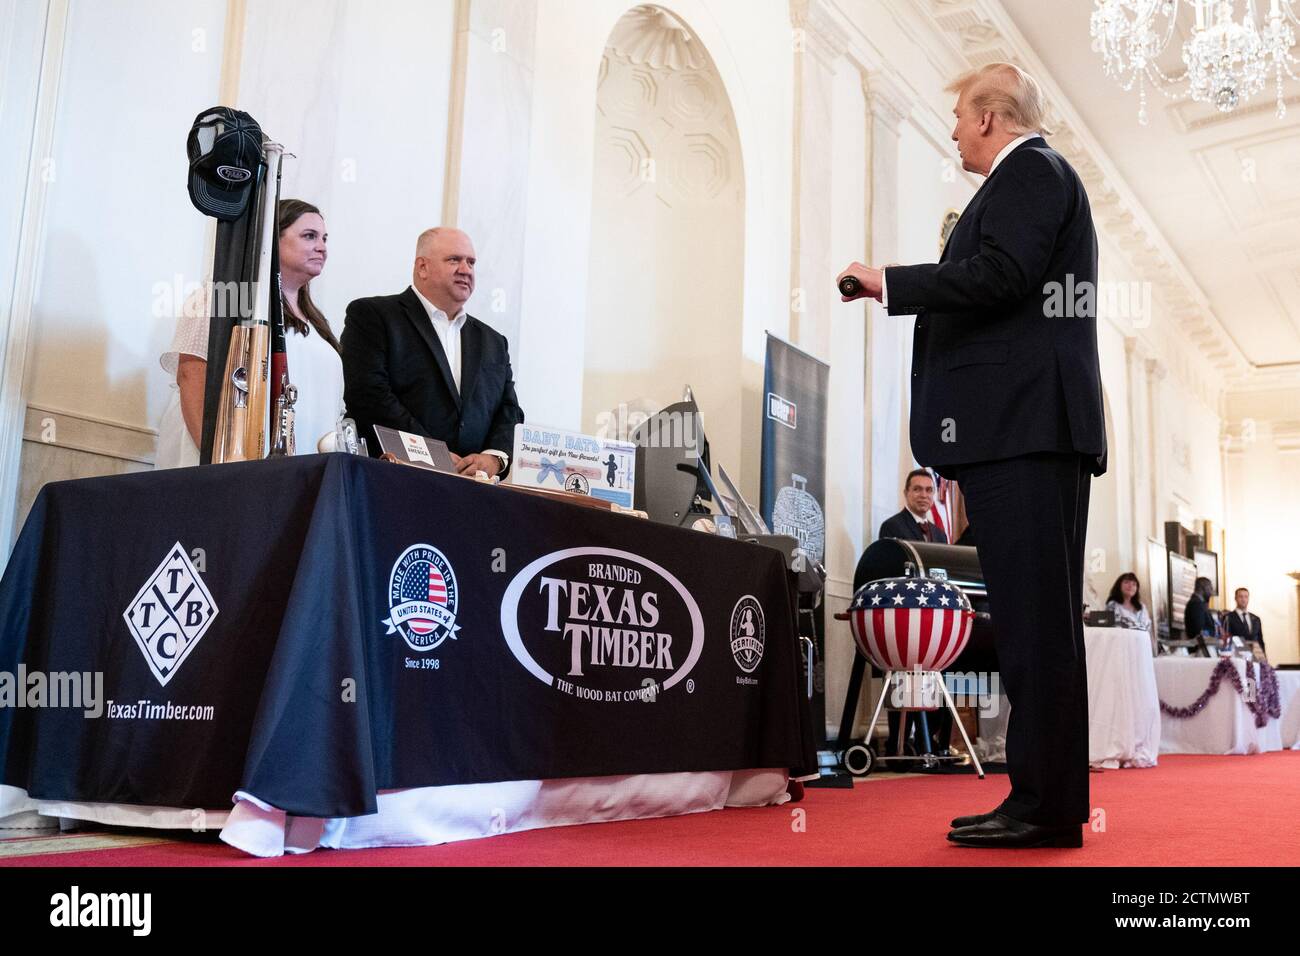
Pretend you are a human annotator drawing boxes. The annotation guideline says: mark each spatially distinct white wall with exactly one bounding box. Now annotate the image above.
[25,0,227,429]
[1225,389,1300,664]
[235,0,455,335]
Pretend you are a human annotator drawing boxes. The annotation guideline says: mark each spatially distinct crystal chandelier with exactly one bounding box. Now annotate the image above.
[1091,0,1300,123]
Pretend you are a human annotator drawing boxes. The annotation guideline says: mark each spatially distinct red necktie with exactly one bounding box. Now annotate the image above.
[920,521,932,540]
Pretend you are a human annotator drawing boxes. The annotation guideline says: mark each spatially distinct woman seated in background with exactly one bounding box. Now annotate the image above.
[155,198,344,468]
[1105,572,1152,632]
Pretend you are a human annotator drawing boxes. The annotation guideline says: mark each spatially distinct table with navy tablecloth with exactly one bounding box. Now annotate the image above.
[0,454,816,855]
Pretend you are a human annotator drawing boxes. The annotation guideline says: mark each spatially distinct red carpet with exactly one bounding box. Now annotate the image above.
[3,753,1297,866]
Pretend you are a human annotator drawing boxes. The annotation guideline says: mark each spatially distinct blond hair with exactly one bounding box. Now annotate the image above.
[946,62,1052,136]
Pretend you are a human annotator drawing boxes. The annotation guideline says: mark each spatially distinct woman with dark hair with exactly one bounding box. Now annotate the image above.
[1105,572,1152,632]
[156,199,344,467]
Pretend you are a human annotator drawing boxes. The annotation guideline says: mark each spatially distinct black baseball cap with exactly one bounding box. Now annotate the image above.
[186,107,263,221]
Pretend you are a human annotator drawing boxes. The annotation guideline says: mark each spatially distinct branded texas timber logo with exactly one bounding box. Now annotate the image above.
[122,542,218,687]
[729,595,765,675]
[500,547,704,702]
[384,544,461,652]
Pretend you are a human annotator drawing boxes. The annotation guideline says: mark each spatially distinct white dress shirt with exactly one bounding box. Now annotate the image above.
[410,285,509,472]
[906,507,937,537]
[412,285,468,391]
[881,131,1042,306]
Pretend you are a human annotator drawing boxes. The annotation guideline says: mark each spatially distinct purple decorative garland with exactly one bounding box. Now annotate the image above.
[1160,659,1282,728]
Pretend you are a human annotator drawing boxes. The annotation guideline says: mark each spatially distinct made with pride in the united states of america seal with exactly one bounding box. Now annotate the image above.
[383,544,461,652]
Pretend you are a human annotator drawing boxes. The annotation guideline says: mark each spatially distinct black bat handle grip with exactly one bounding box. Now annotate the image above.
[838,275,861,297]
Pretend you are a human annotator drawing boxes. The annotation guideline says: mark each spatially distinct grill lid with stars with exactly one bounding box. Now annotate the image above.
[844,572,975,672]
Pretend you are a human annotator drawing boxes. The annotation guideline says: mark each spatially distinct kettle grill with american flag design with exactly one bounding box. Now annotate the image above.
[835,564,986,778]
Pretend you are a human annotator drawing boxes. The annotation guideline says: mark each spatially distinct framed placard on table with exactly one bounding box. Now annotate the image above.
[373,426,457,472]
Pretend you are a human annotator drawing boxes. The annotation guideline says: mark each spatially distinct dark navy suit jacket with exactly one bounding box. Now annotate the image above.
[884,137,1106,478]
[1226,609,1264,650]
[341,287,524,471]
[877,508,948,544]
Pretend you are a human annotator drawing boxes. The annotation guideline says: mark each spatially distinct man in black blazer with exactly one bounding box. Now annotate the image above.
[839,63,1106,848]
[870,468,951,759]
[1226,587,1264,652]
[341,227,524,477]
[1184,577,1217,639]
[878,468,950,544]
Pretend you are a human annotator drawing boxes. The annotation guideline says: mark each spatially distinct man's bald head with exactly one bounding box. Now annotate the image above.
[415,226,471,260]
[413,227,476,314]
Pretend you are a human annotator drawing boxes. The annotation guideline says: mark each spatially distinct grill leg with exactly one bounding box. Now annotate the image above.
[863,669,893,760]
[939,675,984,778]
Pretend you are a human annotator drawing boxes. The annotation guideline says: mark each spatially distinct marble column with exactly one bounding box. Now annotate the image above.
[836,68,910,743]
[444,0,538,356]
[788,0,848,359]
[1124,335,1148,580]
[1145,355,1168,530]
[788,0,851,742]
[0,0,66,552]
[863,69,910,540]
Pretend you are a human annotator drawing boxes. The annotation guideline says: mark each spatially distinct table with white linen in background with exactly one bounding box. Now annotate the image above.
[1084,625,1161,768]
[976,625,1160,767]
[1155,656,1299,755]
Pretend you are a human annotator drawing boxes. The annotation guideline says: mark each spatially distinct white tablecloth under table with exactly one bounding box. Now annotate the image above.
[1155,656,1295,755]
[1085,625,1161,768]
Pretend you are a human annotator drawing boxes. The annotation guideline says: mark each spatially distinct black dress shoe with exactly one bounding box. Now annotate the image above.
[947,813,1083,849]
[949,809,998,829]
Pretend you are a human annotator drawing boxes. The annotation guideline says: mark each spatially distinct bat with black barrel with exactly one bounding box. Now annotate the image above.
[185,106,294,463]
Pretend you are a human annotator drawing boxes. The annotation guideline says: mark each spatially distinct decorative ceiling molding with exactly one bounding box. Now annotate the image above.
[790,0,852,67]
[1274,420,1300,454]
[916,0,1297,392]
[1168,92,1300,135]
[608,4,706,72]
[862,68,912,131]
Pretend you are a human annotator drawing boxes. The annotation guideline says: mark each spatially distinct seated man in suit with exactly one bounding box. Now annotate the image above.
[868,468,951,760]
[1226,586,1265,653]
[878,468,949,544]
[341,227,523,476]
[1184,577,1217,640]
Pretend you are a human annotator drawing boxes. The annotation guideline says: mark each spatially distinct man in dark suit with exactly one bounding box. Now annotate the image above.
[839,63,1105,848]
[1184,577,1217,639]
[341,227,524,476]
[878,468,950,544]
[1225,587,1264,652]
[873,467,951,759]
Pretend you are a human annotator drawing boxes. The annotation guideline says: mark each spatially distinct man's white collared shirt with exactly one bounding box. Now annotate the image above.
[412,286,467,392]
[989,131,1040,175]
[408,285,510,472]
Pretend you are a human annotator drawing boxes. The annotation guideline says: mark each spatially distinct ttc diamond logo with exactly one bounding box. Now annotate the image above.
[122,542,218,686]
